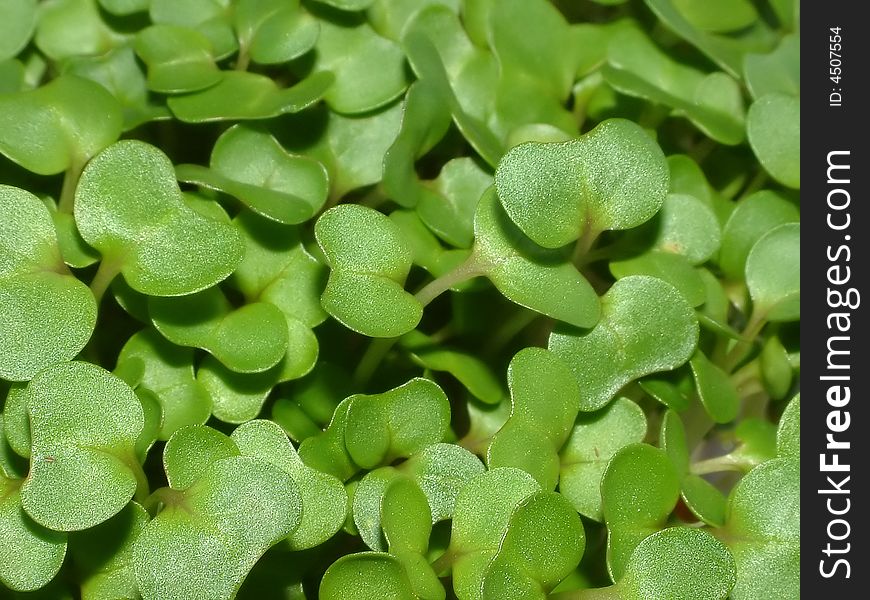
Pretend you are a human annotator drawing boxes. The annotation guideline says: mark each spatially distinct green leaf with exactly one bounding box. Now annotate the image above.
[150,286,289,373]
[610,251,706,308]
[162,425,239,491]
[197,357,277,424]
[0,476,66,592]
[760,334,794,400]
[495,118,668,248]
[298,397,357,481]
[0,0,37,62]
[344,378,450,469]
[234,0,319,65]
[382,477,433,556]
[0,185,97,381]
[0,59,24,93]
[98,0,148,14]
[368,0,460,41]
[315,204,422,337]
[69,502,148,600]
[134,25,222,94]
[654,193,721,264]
[747,94,800,188]
[320,553,416,600]
[639,378,690,412]
[133,456,301,600]
[177,125,329,225]
[776,394,799,458]
[352,466,401,552]
[690,351,739,423]
[115,328,213,440]
[745,223,800,321]
[559,397,647,521]
[720,458,799,599]
[481,491,585,599]
[231,420,347,551]
[671,0,756,33]
[718,191,799,281]
[0,75,122,175]
[604,28,745,145]
[550,276,699,411]
[310,18,408,114]
[419,157,493,249]
[149,0,237,59]
[20,362,144,531]
[487,348,581,489]
[167,71,334,122]
[74,140,245,296]
[616,527,736,599]
[743,34,799,100]
[391,210,471,277]
[472,189,601,328]
[643,0,776,77]
[315,0,375,10]
[402,330,503,404]
[445,468,540,598]
[35,0,126,61]
[397,443,485,523]
[601,443,680,580]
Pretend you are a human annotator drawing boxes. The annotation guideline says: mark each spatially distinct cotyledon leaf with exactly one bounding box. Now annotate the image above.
[234,0,319,65]
[231,420,347,551]
[134,24,222,94]
[133,456,302,600]
[162,425,240,491]
[0,74,122,175]
[747,93,800,188]
[320,552,417,600]
[777,394,800,459]
[0,185,97,382]
[550,276,698,411]
[149,0,237,59]
[20,361,145,532]
[0,0,37,62]
[74,140,245,297]
[745,223,800,322]
[494,118,668,249]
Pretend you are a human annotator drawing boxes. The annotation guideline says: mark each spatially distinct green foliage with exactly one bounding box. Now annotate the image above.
[0,1,799,597]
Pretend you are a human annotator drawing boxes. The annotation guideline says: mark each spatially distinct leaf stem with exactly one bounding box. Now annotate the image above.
[235,46,251,72]
[143,487,184,515]
[128,456,151,505]
[352,336,400,389]
[722,312,767,373]
[571,226,600,269]
[414,254,484,307]
[690,454,743,475]
[89,258,123,305]
[58,160,85,214]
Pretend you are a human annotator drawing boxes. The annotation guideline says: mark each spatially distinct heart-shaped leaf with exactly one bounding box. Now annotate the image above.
[604,28,745,145]
[0,185,97,381]
[0,475,67,592]
[397,443,485,524]
[0,0,36,62]
[610,251,706,307]
[234,0,319,65]
[149,0,237,59]
[471,189,601,328]
[481,491,585,599]
[639,377,691,412]
[495,118,668,248]
[149,286,289,373]
[298,397,357,481]
[0,75,122,175]
[559,397,647,521]
[20,362,144,531]
[776,394,799,459]
[231,420,347,551]
[550,276,699,411]
[167,71,334,122]
[487,348,581,489]
[745,223,800,321]
[197,357,279,423]
[320,553,416,600]
[134,25,222,94]
[74,140,245,297]
[176,125,329,224]
[601,443,680,580]
[309,18,408,114]
[760,334,794,400]
[35,0,126,61]
[418,157,492,249]
[743,34,799,100]
[718,191,799,281]
[719,458,799,599]
[747,94,800,188]
[162,425,239,491]
[315,204,422,337]
[115,328,212,440]
[443,468,540,598]
[69,501,148,600]
[352,466,402,552]
[133,456,301,600]
[614,527,736,599]
[344,378,450,469]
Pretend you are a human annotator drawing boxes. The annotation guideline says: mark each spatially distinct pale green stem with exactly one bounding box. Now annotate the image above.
[89,258,123,305]
[128,456,151,505]
[352,336,400,389]
[234,46,251,72]
[143,487,184,515]
[58,160,85,214]
[739,168,769,199]
[722,312,767,373]
[571,226,600,269]
[690,454,743,475]
[414,254,485,307]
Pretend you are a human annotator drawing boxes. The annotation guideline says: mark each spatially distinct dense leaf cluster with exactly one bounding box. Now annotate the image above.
[1,0,799,598]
